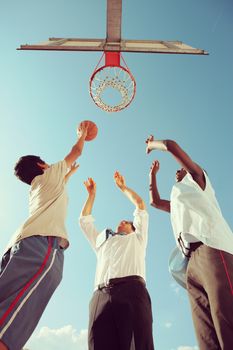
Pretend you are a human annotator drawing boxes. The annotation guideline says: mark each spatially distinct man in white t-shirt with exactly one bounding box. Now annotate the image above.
[0,122,89,350]
[79,172,154,350]
[146,135,233,350]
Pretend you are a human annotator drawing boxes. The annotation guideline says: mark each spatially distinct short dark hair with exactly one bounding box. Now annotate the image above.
[129,221,136,232]
[14,155,45,185]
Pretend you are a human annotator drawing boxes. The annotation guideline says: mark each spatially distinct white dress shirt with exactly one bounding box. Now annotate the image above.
[79,209,149,290]
[170,171,233,255]
[5,160,69,253]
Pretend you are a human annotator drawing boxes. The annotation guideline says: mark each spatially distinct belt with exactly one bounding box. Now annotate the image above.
[189,241,203,253]
[97,275,145,291]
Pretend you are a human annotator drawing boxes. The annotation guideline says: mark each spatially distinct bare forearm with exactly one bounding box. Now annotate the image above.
[148,140,179,157]
[65,133,86,168]
[81,194,96,216]
[71,133,86,157]
[149,173,170,212]
[165,139,189,166]
[164,140,203,176]
[121,186,145,210]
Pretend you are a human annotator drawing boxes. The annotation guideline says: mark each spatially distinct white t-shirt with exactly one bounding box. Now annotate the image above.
[5,160,69,252]
[170,172,233,255]
[79,209,149,290]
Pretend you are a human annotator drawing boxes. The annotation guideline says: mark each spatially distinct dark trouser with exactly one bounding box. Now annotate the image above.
[88,275,154,350]
[187,244,233,350]
[0,236,64,350]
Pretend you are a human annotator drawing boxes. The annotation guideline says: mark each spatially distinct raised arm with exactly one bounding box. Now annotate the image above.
[149,160,170,213]
[65,122,89,168]
[146,135,205,189]
[114,171,146,210]
[81,177,96,216]
[79,178,99,250]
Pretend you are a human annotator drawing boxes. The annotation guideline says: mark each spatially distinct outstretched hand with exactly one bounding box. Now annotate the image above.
[69,162,79,174]
[150,160,160,175]
[84,177,96,195]
[145,135,154,154]
[65,162,80,183]
[77,121,89,139]
[114,171,126,191]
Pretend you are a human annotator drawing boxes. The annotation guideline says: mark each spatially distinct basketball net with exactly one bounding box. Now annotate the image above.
[90,52,136,113]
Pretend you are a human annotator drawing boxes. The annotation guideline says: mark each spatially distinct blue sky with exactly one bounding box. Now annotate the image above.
[0,1,233,349]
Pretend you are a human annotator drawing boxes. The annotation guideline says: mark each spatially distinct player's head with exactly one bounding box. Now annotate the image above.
[116,220,136,235]
[14,155,49,185]
[175,167,187,182]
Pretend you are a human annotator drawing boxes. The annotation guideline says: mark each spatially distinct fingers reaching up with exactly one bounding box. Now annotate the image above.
[150,160,160,175]
[70,162,80,174]
[114,171,126,191]
[84,177,96,195]
[77,121,89,139]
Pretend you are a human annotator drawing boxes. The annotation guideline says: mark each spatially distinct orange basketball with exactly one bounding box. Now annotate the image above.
[77,120,98,141]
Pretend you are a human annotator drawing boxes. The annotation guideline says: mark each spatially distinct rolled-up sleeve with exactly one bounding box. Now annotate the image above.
[133,209,149,245]
[79,215,100,251]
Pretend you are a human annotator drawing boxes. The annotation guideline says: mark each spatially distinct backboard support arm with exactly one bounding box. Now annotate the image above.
[106,0,122,42]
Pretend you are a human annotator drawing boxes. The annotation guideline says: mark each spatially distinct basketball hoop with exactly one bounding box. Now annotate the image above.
[90,52,136,113]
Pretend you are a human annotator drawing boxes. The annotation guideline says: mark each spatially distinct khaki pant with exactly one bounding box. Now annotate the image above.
[187,244,233,350]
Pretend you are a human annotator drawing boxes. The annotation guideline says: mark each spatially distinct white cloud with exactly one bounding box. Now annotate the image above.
[170,281,181,295]
[25,325,88,350]
[165,322,172,328]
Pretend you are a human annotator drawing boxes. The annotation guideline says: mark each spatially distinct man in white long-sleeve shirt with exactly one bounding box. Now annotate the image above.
[79,172,154,350]
[146,134,233,350]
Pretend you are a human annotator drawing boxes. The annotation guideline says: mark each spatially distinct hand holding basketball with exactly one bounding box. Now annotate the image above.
[77,120,98,141]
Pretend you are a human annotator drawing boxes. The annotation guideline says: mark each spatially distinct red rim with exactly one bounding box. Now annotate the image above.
[89,64,136,112]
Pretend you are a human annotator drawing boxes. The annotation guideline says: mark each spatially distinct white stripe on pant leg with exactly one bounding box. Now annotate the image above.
[0,249,57,338]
